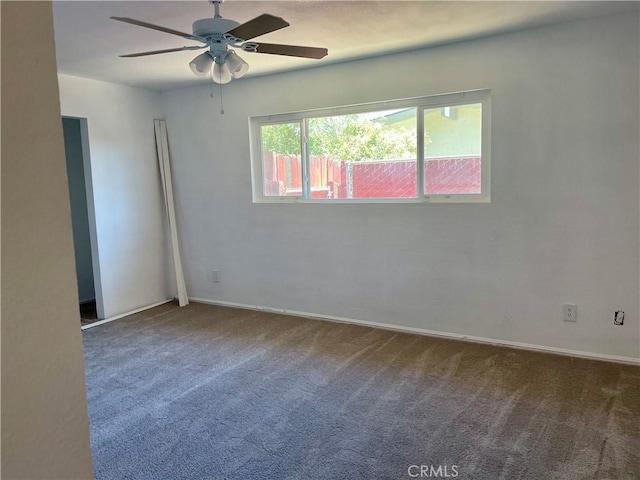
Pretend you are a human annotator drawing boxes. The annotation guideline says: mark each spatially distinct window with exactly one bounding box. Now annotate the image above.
[250,89,490,203]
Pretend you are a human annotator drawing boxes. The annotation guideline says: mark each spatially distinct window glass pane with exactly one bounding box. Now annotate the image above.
[261,123,302,197]
[308,108,417,199]
[424,103,482,195]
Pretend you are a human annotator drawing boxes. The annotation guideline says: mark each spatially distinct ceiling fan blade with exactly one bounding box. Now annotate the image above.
[252,43,328,59]
[119,46,207,58]
[226,14,289,40]
[111,17,203,42]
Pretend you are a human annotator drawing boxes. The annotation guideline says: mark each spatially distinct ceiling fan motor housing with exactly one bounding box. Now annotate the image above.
[192,17,240,38]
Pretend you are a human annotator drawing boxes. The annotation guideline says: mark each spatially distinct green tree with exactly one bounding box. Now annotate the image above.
[262,114,416,161]
[261,123,301,156]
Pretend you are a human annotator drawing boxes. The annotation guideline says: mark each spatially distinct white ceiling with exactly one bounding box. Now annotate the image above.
[53,1,638,92]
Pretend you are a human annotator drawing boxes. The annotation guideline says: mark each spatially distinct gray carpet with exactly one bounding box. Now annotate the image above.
[82,302,640,480]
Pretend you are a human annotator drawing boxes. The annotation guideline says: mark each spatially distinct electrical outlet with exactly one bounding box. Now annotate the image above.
[614,311,624,325]
[213,270,221,283]
[563,304,577,322]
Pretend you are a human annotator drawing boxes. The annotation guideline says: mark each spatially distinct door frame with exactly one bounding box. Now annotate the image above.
[64,116,105,320]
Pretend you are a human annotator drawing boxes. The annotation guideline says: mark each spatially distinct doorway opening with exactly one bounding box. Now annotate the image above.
[62,117,105,326]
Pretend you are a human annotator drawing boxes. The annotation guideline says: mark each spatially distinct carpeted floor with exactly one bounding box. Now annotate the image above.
[82,302,640,480]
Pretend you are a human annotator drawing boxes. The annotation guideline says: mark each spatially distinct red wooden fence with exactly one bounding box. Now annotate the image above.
[263,152,481,198]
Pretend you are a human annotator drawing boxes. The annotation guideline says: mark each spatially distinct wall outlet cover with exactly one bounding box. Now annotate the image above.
[614,311,624,325]
[563,304,577,322]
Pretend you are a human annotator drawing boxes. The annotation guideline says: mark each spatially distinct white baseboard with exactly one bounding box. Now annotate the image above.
[81,299,174,330]
[190,297,640,366]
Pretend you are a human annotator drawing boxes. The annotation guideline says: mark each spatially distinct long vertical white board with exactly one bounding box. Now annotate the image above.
[154,119,188,306]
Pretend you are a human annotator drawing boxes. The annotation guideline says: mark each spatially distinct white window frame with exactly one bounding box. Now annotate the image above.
[249,89,491,204]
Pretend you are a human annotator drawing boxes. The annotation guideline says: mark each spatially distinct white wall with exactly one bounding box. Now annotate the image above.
[58,74,172,319]
[1,2,94,478]
[161,13,639,360]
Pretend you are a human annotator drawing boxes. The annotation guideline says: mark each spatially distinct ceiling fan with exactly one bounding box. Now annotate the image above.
[111,0,328,84]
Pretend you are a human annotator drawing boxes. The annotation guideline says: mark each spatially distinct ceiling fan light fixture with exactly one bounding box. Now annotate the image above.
[225,51,249,79]
[113,4,327,89]
[212,61,232,84]
[189,51,213,77]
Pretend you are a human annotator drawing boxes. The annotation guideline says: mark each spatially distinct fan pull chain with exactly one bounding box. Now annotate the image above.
[219,81,225,115]
[209,64,215,98]
[207,63,224,114]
